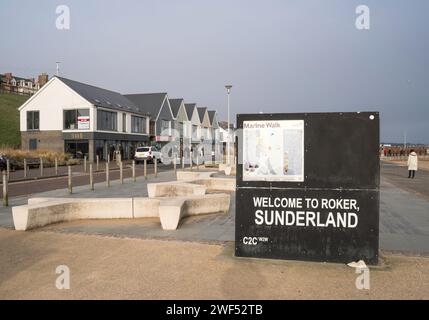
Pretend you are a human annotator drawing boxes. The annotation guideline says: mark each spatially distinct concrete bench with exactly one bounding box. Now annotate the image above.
[147,181,206,198]
[219,164,236,176]
[158,193,230,230]
[193,178,236,192]
[176,170,215,181]
[12,193,230,231]
[13,198,133,231]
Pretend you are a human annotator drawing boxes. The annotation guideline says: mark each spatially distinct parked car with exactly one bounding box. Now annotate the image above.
[134,146,162,164]
[0,155,18,171]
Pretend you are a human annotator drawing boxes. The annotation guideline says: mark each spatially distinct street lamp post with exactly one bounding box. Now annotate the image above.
[225,85,232,165]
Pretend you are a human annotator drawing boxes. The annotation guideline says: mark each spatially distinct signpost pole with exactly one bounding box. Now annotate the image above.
[2,171,8,207]
[40,158,43,177]
[225,85,232,165]
[154,158,158,178]
[68,166,72,194]
[173,155,177,173]
[6,159,10,181]
[89,163,94,191]
[23,159,27,178]
[120,161,123,184]
[106,162,110,187]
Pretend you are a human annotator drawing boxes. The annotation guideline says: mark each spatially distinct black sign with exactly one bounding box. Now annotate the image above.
[235,112,380,264]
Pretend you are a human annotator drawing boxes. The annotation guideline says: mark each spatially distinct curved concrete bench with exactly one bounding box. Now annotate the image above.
[12,193,230,231]
[193,178,236,192]
[219,164,236,176]
[176,171,215,181]
[158,193,230,230]
[147,181,206,198]
[13,198,133,231]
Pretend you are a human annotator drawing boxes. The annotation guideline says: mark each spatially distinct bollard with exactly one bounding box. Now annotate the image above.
[96,155,99,171]
[144,159,147,180]
[68,166,72,194]
[2,171,8,207]
[132,160,136,182]
[89,163,94,191]
[23,158,27,178]
[107,154,110,164]
[106,161,110,187]
[197,154,199,171]
[120,161,123,184]
[182,156,185,169]
[6,159,10,181]
[84,156,87,173]
[40,158,44,177]
[190,151,193,171]
[173,156,177,173]
[55,158,58,176]
[154,158,158,178]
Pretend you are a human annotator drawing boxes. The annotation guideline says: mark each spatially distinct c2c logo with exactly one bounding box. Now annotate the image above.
[243,237,258,245]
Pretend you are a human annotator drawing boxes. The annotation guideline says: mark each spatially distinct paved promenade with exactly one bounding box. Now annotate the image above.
[0,163,428,254]
[1,228,428,299]
[0,164,428,299]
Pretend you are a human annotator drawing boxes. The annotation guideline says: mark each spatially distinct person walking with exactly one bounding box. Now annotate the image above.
[407,149,418,178]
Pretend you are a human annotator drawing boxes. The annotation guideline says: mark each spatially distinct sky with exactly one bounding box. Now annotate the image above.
[1,0,428,143]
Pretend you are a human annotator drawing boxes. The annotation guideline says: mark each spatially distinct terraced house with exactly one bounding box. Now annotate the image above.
[18,76,221,161]
[169,98,190,156]
[1,72,49,96]
[207,110,220,142]
[184,103,202,147]
[197,107,211,141]
[124,93,174,148]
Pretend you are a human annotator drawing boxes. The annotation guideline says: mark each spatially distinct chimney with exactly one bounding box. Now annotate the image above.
[4,73,12,80]
[38,73,49,87]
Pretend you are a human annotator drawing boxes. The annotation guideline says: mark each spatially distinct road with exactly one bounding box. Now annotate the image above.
[1,163,174,198]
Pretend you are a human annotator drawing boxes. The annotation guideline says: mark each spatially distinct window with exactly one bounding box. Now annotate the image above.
[97,110,117,131]
[29,139,37,150]
[27,111,39,130]
[122,114,127,132]
[64,109,90,130]
[178,122,184,137]
[65,140,89,159]
[161,120,170,135]
[131,116,146,133]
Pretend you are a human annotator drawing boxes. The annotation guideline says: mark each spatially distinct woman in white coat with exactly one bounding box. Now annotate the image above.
[407,150,418,179]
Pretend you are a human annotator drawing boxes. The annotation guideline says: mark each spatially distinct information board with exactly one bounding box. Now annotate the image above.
[235,112,380,264]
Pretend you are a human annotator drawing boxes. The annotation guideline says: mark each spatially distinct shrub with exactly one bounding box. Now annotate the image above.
[0,148,73,167]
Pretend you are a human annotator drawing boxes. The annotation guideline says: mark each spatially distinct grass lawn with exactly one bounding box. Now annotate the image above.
[0,93,28,148]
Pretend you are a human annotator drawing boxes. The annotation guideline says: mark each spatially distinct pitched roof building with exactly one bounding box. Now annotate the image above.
[124,93,174,143]
[19,76,150,161]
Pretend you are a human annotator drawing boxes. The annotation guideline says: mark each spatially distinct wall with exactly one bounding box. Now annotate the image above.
[21,130,63,152]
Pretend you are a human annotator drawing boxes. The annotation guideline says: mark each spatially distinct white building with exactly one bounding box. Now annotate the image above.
[19,76,150,161]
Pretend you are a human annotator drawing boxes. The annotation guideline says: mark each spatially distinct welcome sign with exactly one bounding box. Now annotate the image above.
[235,112,380,264]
